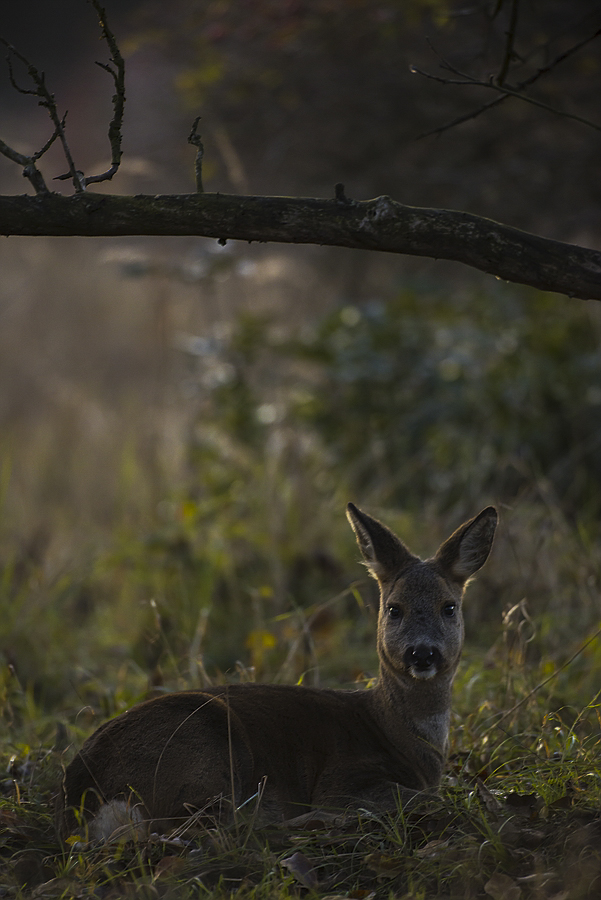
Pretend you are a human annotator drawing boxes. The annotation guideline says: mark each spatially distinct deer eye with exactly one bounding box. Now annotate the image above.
[388,605,402,620]
[443,603,456,618]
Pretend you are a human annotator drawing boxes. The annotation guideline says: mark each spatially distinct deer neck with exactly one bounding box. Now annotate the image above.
[371,662,455,758]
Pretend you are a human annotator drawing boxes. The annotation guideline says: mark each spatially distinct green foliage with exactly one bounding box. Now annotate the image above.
[289,285,601,519]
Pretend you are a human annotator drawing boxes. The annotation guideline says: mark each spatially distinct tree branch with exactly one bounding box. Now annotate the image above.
[0,42,68,193]
[412,62,601,133]
[187,117,204,193]
[0,191,599,301]
[496,0,520,86]
[413,25,601,138]
[480,79,601,131]
[83,0,125,186]
[0,39,84,191]
[0,138,49,193]
[1,3,124,193]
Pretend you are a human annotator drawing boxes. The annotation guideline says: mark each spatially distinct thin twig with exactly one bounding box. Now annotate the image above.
[84,0,125,186]
[482,79,601,131]
[1,4,125,193]
[1,38,83,191]
[6,55,37,95]
[414,25,601,138]
[496,0,520,85]
[32,114,66,161]
[0,137,50,193]
[523,26,601,84]
[414,63,601,133]
[188,116,205,193]
[0,43,61,193]
[0,137,30,167]
[417,94,509,139]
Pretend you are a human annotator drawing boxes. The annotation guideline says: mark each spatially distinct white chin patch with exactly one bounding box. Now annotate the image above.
[409,666,438,680]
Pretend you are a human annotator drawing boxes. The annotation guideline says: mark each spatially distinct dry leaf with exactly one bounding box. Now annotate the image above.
[476,778,503,815]
[154,856,188,879]
[31,878,79,899]
[484,872,521,900]
[0,809,21,828]
[364,851,403,877]
[415,839,450,858]
[281,850,319,888]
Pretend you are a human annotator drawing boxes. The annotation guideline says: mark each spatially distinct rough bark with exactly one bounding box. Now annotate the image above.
[1,191,600,301]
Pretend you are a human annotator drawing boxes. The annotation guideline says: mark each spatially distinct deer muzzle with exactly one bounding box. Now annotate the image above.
[404,644,443,678]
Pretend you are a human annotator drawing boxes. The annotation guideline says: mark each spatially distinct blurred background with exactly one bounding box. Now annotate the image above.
[1,0,601,732]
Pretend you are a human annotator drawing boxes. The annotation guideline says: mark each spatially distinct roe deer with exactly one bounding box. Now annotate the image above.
[58,503,497,841]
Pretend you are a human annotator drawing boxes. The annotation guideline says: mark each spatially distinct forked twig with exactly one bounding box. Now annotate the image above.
[0,39,78,193]
[413,23,601,138]
[55,1,125,187]
[0,2,125,193]
[85,0,125,185]
[0,136,49,194]
[412,60,601,134]
[4,39,84,190]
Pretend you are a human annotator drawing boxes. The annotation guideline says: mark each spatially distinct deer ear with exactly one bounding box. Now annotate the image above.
[346,503,415,582]
[435,507,497,584]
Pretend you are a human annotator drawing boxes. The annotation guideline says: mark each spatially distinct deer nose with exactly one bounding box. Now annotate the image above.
[405,645,442,672]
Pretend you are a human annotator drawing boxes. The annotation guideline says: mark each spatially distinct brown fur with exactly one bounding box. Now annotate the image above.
[57,503,497,840]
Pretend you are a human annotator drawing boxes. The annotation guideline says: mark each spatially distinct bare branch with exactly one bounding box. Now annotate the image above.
[0,38,83,192]
[84,0,125,186]
[416,95,508,140]
[1,3,125,194]
[0,138,28,167]
[32,114,66,161]
[0,44,63,193]
[496,0,520,85]
[6,55,38,95]
[413,24,601,138]
[0,137,49,193]
[497,25,601,96]
[414,60,601,133]
[0,191,600,302]
[188,116,205,193]
[409,65,467,86]
[481,79,601,132]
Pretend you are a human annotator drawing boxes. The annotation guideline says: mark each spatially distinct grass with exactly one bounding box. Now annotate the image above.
[1,723,600,898]
[1,471,600,898]
[0,242,600,897]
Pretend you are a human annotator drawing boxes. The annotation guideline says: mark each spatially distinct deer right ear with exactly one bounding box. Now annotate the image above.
[435,506,498,584]
[346,503,415,582]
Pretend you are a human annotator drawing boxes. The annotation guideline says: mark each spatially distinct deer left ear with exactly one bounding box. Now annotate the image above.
[346,502,416,582]
[435,507,498,584]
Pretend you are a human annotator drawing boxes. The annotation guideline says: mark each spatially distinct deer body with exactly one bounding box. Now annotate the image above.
[58,504,497,840]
